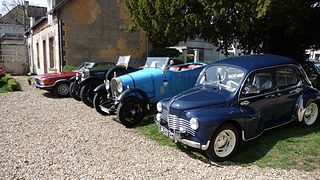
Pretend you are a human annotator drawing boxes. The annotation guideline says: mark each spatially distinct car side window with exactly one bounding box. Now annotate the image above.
[241,70,273,96]
[276,67,300,89]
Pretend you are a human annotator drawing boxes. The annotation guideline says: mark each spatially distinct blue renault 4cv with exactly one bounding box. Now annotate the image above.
[155,54,320,161]
[104,57,207,127]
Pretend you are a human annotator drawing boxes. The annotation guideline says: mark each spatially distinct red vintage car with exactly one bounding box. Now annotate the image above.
[34,62,114,97]
[0,66,5,78]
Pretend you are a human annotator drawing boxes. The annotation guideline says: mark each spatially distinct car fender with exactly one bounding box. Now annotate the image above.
[53,79,70,87]
[295,88,320,122]
[69,76,76,83]
[94,84,107,93]
[79,76,103,86]
[117,88,150,105]
[185,106,259,141]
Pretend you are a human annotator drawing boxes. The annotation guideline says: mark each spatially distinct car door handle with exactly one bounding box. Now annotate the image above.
[289,89,301,94]
[265,94,275,98]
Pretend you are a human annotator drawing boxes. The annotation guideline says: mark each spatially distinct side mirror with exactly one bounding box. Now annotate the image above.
[242,85,260,95]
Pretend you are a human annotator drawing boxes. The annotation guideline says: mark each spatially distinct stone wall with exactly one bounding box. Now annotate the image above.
[59,0,148,68]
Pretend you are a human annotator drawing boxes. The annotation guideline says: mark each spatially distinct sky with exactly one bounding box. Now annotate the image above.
[0,0,47,14]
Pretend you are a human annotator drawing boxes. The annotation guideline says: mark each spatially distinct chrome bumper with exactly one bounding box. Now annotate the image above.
[155,120,210,150]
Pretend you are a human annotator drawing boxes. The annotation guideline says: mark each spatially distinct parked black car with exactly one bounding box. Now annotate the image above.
[69,56,140,107]
[302,60,320,89]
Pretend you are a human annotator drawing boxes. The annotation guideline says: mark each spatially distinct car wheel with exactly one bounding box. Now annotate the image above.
[117,96,146,128]
[303,102,319,126]
[206,123,239,162]
[80,81,100,108]
[69,82,81,101]
[53,82,70,97]
[93,91,109,116]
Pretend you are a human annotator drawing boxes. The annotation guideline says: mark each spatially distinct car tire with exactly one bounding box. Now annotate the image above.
[53,82,70,97]
[93,91,109,116]
[116,96,146,128]
[80,81,100,108]
[69,82,81,101]
[302,102,319,126]
[206,123,239,162]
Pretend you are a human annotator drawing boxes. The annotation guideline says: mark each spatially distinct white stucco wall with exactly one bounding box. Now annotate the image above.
[27,20,60,75]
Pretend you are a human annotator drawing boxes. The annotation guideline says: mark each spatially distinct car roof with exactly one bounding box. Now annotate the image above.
[214,54,300,72]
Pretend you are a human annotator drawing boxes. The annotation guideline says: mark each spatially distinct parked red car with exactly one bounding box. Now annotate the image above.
[0,66,5,78]
[34,62,114,97]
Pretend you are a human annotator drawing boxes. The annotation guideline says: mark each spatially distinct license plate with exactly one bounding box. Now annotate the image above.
[160,126,173,139]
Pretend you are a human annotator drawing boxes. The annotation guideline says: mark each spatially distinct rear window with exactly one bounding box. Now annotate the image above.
[276,67,299,88]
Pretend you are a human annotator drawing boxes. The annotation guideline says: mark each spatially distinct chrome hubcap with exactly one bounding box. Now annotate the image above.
[214,130,236,158]
[304,103,318,125]
[58,84,68,95]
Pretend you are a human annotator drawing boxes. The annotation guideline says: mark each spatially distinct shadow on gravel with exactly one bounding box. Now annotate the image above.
[175,121,320,171]
[42,92,72,99]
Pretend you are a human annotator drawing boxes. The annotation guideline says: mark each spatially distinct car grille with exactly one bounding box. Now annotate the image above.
[110,78,120,98]
[161,109,195,136]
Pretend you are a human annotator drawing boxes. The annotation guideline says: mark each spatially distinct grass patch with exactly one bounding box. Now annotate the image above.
[0,74,22,93]
[137,116,320,172]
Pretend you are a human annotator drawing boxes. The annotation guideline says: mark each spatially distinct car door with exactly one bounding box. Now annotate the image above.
[274,66,303,125]
[169,69,191,95]
[239,69,276,130]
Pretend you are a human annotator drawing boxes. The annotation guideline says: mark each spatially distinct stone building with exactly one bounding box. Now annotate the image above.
[26,0,148,75]
[0,2,46,75]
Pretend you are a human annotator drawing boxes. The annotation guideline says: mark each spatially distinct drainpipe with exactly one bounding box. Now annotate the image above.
[57,13,64,72]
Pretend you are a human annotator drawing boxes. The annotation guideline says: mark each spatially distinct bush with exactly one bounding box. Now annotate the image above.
[0,74,21,93]
[63,65,77,72]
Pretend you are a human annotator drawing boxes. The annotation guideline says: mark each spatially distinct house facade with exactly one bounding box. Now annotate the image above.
[27,0,149,75]
[0,2,46,75]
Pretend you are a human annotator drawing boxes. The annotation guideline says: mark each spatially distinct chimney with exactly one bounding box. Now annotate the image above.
[24,1,29,6]
[29,17,35,27]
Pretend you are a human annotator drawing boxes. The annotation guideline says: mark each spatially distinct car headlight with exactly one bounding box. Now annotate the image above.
[105,79,110,90]
[82,69,90,79]
[76,73,81,80]
[156,102,162,112]
[116,78,123,93]
[190,117,199,130]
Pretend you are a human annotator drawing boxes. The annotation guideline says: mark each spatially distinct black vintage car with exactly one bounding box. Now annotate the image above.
[69,56,140,107]
[302,60,320,89]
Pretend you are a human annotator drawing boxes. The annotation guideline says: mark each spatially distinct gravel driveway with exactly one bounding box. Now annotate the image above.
[0,76,319,179]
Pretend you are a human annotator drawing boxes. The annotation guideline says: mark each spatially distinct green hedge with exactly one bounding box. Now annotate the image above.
[63,65,77,72]
[0,74,22,93]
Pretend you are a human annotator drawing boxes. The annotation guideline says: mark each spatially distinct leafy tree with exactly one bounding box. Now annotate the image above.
[126,0,320,62]
[125,0,208,47]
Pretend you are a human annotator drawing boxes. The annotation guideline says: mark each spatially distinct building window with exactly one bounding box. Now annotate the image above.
[36,43,40,68]
[43,40,47,69]
[49,37,54,68]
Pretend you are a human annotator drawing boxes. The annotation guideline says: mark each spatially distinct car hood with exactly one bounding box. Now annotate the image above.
[119,68,162,89]
[36,71,77,79]
[168,86,233,110]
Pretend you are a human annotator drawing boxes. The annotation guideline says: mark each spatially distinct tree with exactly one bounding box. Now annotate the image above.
[126,0,320,62]
[125,0,209,47]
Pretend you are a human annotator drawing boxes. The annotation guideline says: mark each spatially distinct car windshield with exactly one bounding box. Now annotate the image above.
[76,62,95,71]
[144,57,169,69]
[198,65,245,92]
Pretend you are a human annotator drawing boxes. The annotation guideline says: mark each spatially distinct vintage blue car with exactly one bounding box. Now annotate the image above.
[155,54,320,161]
[103,57,207,127]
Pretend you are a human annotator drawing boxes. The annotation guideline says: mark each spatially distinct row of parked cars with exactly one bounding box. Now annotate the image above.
[34,54,320,161]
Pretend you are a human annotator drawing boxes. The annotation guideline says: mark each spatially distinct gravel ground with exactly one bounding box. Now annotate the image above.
[0,76,319,179]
